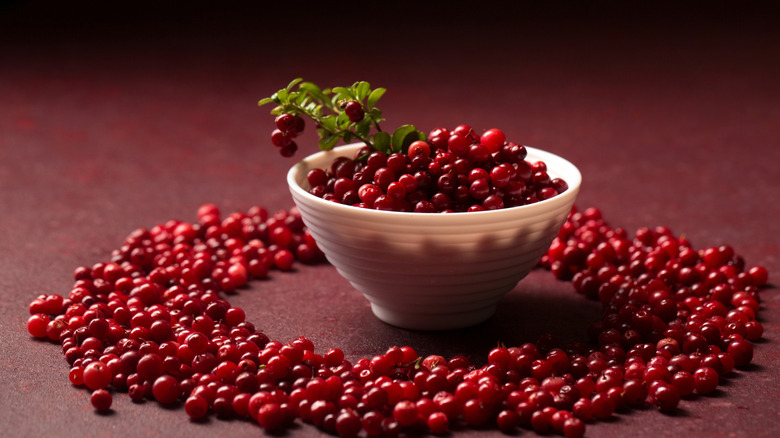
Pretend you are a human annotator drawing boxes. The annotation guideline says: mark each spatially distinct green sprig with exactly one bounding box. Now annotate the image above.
[258,79,425,154]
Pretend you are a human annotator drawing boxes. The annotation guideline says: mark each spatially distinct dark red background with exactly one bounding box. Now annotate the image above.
[1,2,779,437]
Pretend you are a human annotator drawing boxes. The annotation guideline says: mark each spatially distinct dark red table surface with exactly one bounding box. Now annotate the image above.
[2,2,779,437]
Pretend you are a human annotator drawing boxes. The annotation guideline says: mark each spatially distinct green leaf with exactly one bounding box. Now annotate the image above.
[275,89,289,103]
[319,115,338,132]
[288,91,302,106]
[343,132,353,144]
[366,87,385,109]
[354,81,371,102]
[286,77,303,91]
[332,86,355,101]
[367,108,384,123]
[319,133,341,150]
[299,81,329,104]
[372,132,391,153]
[336,112,351,129]
[355,119,371,137]
[391,125,418,153]
[258,97,277,106]
[330,94,341,110]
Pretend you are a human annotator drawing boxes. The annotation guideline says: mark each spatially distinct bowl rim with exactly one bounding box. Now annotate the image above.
[287,143,582,219]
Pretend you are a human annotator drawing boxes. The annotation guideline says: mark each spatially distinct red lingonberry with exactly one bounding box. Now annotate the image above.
[480,128,506,153]
[344,101,364,123]
[496,409,518,432]
[275,113,297,133]
[83,361,112,391]
[27,314,50,338]
[90,389,113,412]
[335,409,362,438]
[392,400,418,427]
[185,395,209,420]
[271,129,292,147]
[24,159,769,438]
[563,417,586,438]
[69,366,85,386]
[462,399,490,426]
[279,141,298,157]
[650,382,680,411]
[727,339,754,368]
[273,249,295,271]
[427,411,449,434]
[408,140,431,158]
[152,375,181,405]
[257,402,285,431]
[693,366,719,394]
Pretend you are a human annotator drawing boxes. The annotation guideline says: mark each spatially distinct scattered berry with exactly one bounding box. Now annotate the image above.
[90,389,112,412]
[24,197,769,438]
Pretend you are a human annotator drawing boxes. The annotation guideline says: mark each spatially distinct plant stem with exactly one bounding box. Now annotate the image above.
[280,101,377,149]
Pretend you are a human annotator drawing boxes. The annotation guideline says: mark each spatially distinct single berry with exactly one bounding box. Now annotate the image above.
[480,128,506,153]
[185,395,209,420]
[271,129,292,147]
[152,375,181,405]
[344,101,364,123]
[275,113,297,133]
[90,389,112,412]
[83,361,112,391]
[27,314,50,338]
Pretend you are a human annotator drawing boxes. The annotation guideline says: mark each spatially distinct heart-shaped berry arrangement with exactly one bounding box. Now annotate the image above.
[26,80,769,438]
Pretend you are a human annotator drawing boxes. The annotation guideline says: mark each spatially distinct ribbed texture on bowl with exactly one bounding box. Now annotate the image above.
[288,144,581,330]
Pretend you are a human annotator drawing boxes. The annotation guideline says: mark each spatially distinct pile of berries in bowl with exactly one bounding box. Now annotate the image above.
[287,135,580,330]
[264,80,582,329]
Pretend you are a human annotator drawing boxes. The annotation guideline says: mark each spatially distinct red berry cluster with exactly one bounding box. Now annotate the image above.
[26,204,324,412]
[306,125,568,212]
[540,206,767,413]
[25,203,768,438]
[271,113,306,157]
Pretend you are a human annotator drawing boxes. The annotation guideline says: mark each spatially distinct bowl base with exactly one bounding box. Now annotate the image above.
[370,303,496,331]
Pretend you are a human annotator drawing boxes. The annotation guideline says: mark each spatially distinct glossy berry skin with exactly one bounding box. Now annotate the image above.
[25,197,770,438]
[280,142,298,158]
[152,375,181,405]
[393,400,418,427]
[693,367,719,394]
[27,314,50,338]
[480,128,506,153]
[651,382,680,412]
[83,361,112,391]
[496,410,518,432]
[563,417,586,438]
[344,101,364,123]
[68,366,85,386]
[185,395,208,420]
[301,125,569,212]
[275,113,297,133]
[90,389,112,412]
[256,403,285,431]
[335,409,362,438]
[271,129,292,147]
[727,339,754,367]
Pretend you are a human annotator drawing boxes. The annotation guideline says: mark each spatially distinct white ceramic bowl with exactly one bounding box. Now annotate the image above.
[287,143,581,330]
